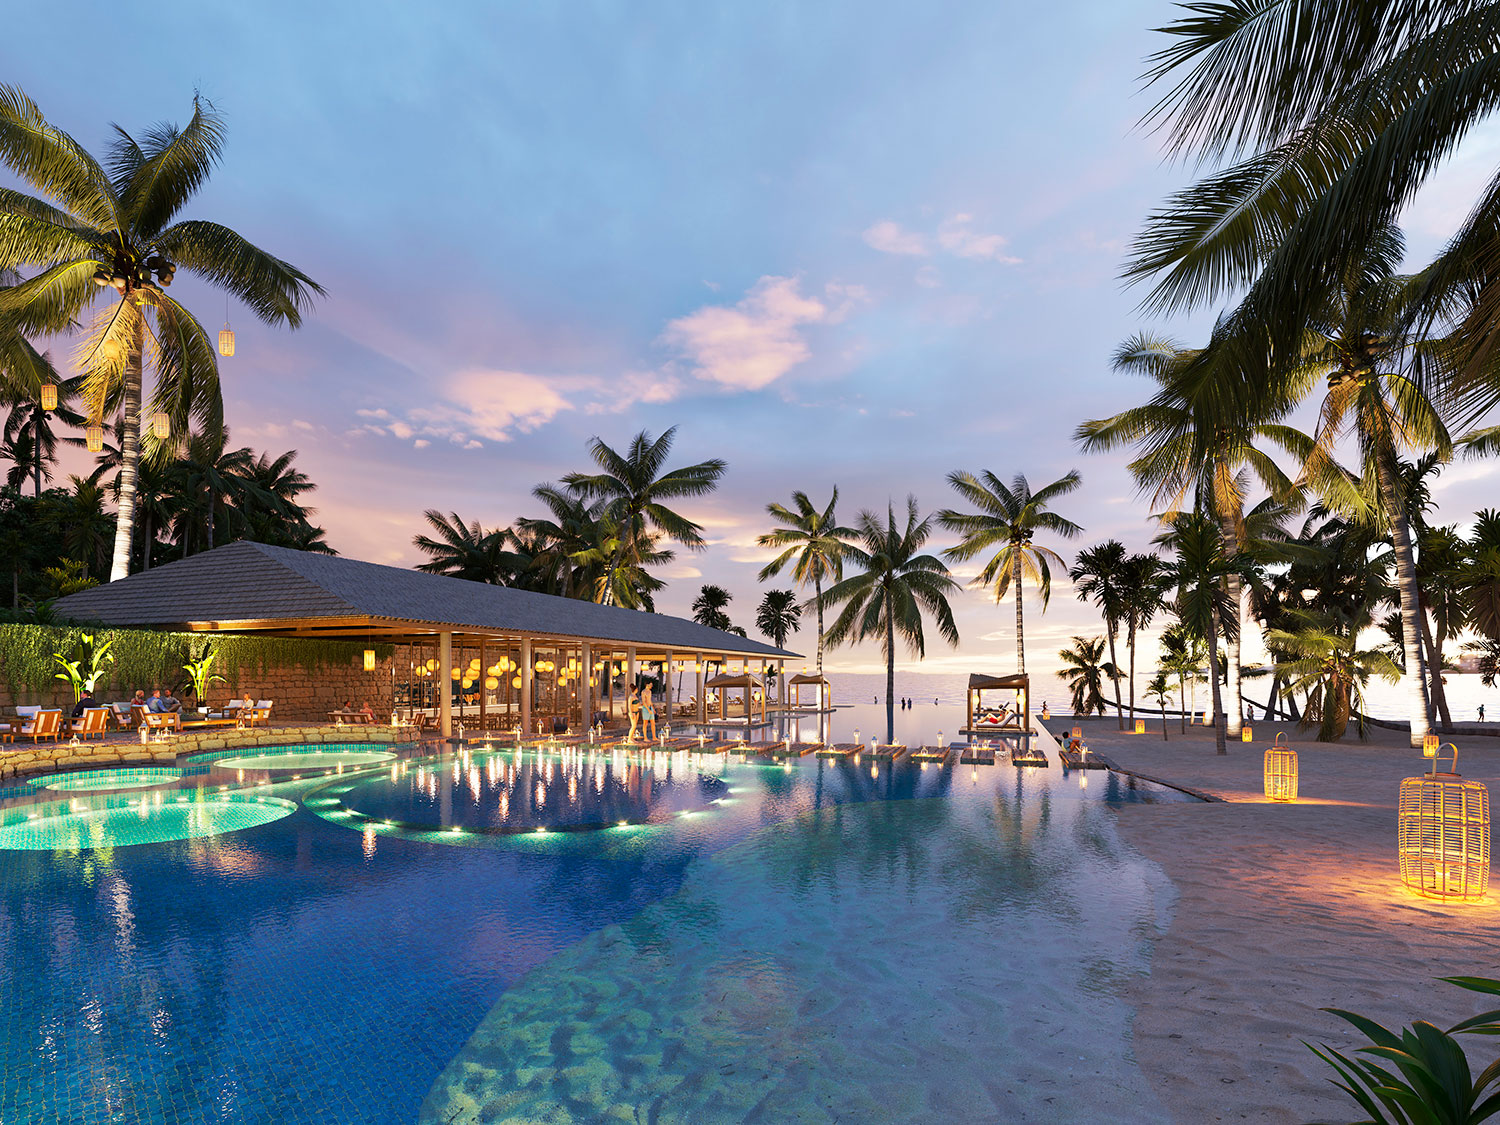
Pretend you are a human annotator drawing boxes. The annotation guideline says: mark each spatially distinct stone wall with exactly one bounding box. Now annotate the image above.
[0,723,408,782]
[0,656,396,725]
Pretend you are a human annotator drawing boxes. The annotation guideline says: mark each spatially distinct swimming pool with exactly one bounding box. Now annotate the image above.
[0,735,1190,1122]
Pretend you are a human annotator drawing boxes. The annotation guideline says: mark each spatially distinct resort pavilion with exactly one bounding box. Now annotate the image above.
[52,541,797,737]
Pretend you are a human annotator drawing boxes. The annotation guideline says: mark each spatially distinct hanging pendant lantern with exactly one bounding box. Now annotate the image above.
[363,649,376,672]
[510,676,522,689]
[1399,743,1490,901]
[1263,733,1298,802]
[39,383,57,411]
[85,423,104,453]
[484,676,499,691]
[218,322,235,357]
[150,411,171,440]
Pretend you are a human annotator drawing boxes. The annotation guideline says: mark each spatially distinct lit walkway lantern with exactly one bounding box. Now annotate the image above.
[1263,733,1297,802]
[1399,743,1489,901]
[1241,725,1253,742]
[1134,719,1145,734]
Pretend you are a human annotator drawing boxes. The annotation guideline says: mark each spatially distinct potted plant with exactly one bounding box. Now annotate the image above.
[53,632,115,704]
[183,646,227,715]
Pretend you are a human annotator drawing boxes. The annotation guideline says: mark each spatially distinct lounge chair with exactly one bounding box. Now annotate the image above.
[131,704,181,733]
[17,708,63,743]
[68,707,111,741]
[243,701,273,727]
[108,702,137,730]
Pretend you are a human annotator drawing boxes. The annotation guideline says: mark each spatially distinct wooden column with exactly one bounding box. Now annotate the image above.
[696,656,706,724]
[581,641,592,733]
[520,637,533,737]
[439,631,453,738]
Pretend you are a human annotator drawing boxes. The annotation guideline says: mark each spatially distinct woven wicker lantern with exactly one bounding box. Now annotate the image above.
[363,649,376,671]
[1263,733,1297,802]
[1134,718,1145,734]
[1242,725,1253,742]
[1424,733,1441,755]
[218,321,235,357]
[85,423,104,453]
[1071,726,1082,740]
[39,382,57,411]
[150,411,171,440]
[1399,743,1490,901]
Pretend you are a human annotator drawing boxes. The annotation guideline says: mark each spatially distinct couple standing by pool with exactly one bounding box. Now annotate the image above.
[627,683,659,741]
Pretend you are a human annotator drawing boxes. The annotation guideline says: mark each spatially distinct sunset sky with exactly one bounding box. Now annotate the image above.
[9,1,1500,681]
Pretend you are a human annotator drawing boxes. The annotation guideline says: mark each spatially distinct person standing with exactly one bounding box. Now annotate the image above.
[641,683,658,740]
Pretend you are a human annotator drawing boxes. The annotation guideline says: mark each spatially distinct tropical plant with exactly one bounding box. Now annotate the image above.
[1308,976,1500,1125]
[1159,622,1204,733]
[755,589,801,649]
[690,585,733,632]
[1119,552,1171,725]
[1267,607,1401,742]
[52,631,113,700]
[412,511,515,584]
[1055,636,1118,717]
[561,427,725,606]
[167,428,265,555]
[0,88,322,581]
[1162,512,1239,755]
[182,645,227,708]
[1144,671,1172,741]
[2,370,83,495]
[822,496,961,741]
[1069,539,1130,728]
[757,488,855,675]
[938,470,1082,673]
[1464,510,1500,643]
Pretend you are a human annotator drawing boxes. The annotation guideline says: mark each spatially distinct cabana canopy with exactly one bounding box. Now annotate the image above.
[705,672,757,689]
[786,670,832,711]
[787,672,828,686]
[964,672,1031,733]
[967,673,1028,691]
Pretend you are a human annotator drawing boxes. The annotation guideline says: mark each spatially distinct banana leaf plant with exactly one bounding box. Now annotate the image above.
[52,632,114,701]
[182,646,227,708]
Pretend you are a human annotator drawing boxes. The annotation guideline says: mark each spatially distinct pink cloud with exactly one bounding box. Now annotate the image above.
[660,276,829,391]
[862,219,929,256]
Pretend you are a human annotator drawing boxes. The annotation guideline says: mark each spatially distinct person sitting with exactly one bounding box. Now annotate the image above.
[149,689,183,714]
[132,689,147,708]
[71,688,96,718]
[356,701,375,722]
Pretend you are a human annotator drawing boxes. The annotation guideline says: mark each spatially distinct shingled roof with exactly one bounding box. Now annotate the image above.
[53,541,795,659]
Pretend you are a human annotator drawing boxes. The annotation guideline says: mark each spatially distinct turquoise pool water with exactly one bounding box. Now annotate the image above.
[203,748,396,771]
[0,734,1190,1122]
[27,767,185,792]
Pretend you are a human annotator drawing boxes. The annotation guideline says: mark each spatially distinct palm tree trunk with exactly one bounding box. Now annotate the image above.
[107,321,144,583]
[1105,623,1124,730]
[814,574,825,676]
[1178,673,1187,732]
[885,592,895,744]
[1206,609,1227,755]
[1218,512,1244,738]
[1265,672,1281,720]
[1126,620,1138,724]
[1160,698,1168,740]
[1420,609,1453,730]
[1374,440,1431,748]
[142,511,153,571]
[32,410,42,498]
[1013,553,1025,673]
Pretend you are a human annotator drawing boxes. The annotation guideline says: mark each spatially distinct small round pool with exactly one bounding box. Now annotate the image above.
[27,767,184,792]
[206,748,396,772]
[0,793,297,851]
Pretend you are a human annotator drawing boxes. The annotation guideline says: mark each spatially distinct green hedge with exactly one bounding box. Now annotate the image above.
[0,624,394,695]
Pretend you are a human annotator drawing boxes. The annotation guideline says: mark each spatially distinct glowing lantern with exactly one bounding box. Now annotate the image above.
[218,321,235,357]
[1263,733,1297,802]
[426,659,438,672]
[85,424,104,453]
[451,668,461,681]
[1071,726,1082,740]
[150,411,170,440]
[1399,743,1490,901]
[39,383,57,411]
[1134,719,1145,734]
[1424,734,1441,756]
[1242,725,1253,742]
[511,676,521,689]
[485,676,499,691]
[363,649,376,672]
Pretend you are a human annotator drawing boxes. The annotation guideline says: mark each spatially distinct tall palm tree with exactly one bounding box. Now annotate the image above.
[0,87,322,580]
[1268,607,1401,742]
[938,470,1082,673]
[690,584,733,632]
[1145,671,1173,741]
[562,427,725,606]
[822,496,961,741]
[167,429,262,555]
[412,511,515,584]
[59,474,111,579]
[1119,552,1171,725]
[518,484,603,598]
[1069,539,1130,728]
[1163,512,1239,755]
[1159,622,1205,733]
[1079,330,1310,737]
[1055,636,1117,717]
[755,589,801,650]
[1,369,83,496]
[757,488,856,676]
[1296,228,1450,746]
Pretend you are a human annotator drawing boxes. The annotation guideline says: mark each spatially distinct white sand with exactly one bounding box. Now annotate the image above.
[1056,716,1500,1124]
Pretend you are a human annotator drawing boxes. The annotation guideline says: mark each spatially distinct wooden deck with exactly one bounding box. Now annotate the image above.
[1011,744,1049,767]
[872,743,908,760]
[815,743,862,758]
[1058,748,1108,770]
[909,746,952,764]
[742,740,787,756]
[959,746,997,765]
[768,742,820,759]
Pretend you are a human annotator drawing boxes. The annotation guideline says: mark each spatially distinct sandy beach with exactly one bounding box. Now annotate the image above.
[1051,715,1500,1124]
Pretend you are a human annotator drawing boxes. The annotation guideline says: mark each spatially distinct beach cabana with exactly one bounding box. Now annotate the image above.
[964,672,1030,734]
[786,671,832,711]
[706,671,765,723]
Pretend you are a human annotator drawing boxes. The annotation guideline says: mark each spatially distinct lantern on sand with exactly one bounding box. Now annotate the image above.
[1263,732,1298,802]
[1399,743,1489,901]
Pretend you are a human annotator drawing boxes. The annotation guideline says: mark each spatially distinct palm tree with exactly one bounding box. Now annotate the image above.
[0,87,322,581]
[1159,622,1205,733]
[1,370,83,496]
[822,496,961,741]
[1125,3,1500,401]
[59,475,111,579]
[1295,228,1449,747]
[1069,540,1130,729]
[562,427,725,606]
[167,429,263,555]
[1055,636,1117,717]
[757,488,855,675]
[1145,671,1173,741]
[1163,512,1239,755]
[938,470,1082,673]
[690,584,733,632]
[1268,608,1401,742]
[412,511,515,584]
[755,590,801,649]
[1119,552,1171,725]
[1079,330,1310,737]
